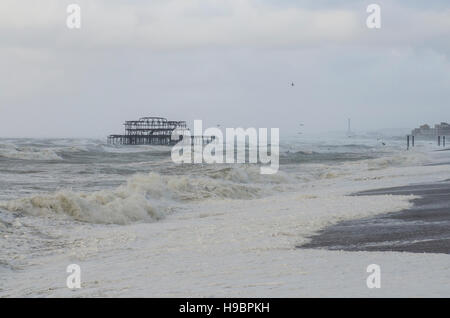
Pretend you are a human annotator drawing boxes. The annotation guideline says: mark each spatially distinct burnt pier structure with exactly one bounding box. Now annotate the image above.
[107,116,214,146]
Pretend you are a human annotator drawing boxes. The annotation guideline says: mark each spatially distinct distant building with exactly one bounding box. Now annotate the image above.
[412,122,450,137]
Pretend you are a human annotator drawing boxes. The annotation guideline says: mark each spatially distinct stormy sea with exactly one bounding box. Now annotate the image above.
[1,134,449,297]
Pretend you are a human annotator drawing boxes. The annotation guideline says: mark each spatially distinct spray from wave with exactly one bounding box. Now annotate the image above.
[0,144,62,161]
[0,137,430,225]
[0,167,291,224]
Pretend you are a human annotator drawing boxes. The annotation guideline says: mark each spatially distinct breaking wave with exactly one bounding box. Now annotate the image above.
[0,168,290,225]
[0,144,62,161]
[366,151,431,170]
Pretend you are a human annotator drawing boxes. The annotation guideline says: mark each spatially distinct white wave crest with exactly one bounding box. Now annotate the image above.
[205,166,291,184]
[0,144,62,160]
[0,169,284,224]
[366,151,430,170]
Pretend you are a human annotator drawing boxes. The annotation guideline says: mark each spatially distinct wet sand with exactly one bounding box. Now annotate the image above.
[299,181,450,254]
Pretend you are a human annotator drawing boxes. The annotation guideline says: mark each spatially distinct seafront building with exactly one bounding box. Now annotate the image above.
[412,122,450,138]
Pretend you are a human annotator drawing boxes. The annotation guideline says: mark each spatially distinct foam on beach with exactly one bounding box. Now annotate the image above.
[1,136,450,297]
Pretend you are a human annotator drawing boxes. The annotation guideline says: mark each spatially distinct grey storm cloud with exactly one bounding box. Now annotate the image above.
[1,0,450,137]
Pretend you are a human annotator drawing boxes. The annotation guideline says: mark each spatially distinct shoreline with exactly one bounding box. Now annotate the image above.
[298,180,450,254]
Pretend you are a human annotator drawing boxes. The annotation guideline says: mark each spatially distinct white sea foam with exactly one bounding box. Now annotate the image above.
[365,151,431,170]
[204,165,291,184]
[0,144,62,160]
[0,145,438,225]
[0,168,291,224]
[2,137,450,297]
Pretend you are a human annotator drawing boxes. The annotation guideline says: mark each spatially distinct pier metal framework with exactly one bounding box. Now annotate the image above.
[107,117,187,145]
[107,116,215,146]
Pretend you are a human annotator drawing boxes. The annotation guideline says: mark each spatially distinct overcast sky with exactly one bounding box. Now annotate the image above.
[1,0,450,138]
